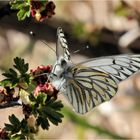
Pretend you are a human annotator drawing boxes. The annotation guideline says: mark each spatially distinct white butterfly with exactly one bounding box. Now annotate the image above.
[50,27,140,114]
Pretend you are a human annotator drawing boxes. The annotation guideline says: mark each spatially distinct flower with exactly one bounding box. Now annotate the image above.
[19,89,30,105]
[30,65,52,75]
[34,83,57,96]
[31,65,52,86]
[31,65,58,98]
[30,0,55,22]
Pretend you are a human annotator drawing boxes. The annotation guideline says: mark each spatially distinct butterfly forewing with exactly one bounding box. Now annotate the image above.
[78,55,140,83]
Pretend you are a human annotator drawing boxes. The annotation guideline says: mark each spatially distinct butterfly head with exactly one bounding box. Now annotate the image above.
[50,57,70,79]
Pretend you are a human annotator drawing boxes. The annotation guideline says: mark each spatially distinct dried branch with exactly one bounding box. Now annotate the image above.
[0,101,21,109]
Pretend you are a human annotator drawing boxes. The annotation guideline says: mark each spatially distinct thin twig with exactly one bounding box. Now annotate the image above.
[0,101,21,109]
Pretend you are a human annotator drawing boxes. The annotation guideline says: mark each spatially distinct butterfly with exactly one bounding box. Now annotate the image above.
[50,27,140,114]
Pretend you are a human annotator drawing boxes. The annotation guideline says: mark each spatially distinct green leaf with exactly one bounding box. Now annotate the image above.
[49,100,64,111]
[17,7,30,21]
[36,93,47,105]
[0,79,11,86]
[9,115,20,125]
[10,0,30,21]
[13,57,29,74]
[17,9,26,20]
[9,69,17,77]
[46,97,56,104]
[0,57,31,88]
[21,119,30,134]
[5,123,14,131]
[29,93,36,102]
[11,134,26,140]
[26,10,30,17]
[2,70,17,79]
[42,106,64,122]
[10,1,23,10]
[27,81,37,93]
[17,3,26,9]
[5,115,21,134]
[47,116,59,125]
[36,117,50,130]
[19,74,31,88]
[34,96,64,129]
[2,67,19,87]
[1,78,18,88]
[5,117,30,139]
[1,57,31,87]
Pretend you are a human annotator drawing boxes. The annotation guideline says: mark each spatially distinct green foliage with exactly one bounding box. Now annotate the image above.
[1,68,19,87]
[29,93,64,130]
[0,57,30,88]
[5,115,30,139]
[10,0,30,20]
[0,57,64,139]
[13,57,29,74]
[2,92,63,139]
[9,0,55,21]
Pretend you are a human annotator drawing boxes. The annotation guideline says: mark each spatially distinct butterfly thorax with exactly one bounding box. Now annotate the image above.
[50,57,72,90]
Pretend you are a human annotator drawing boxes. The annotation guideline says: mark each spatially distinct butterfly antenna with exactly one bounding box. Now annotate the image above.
[41,40,56,52]
[72,45,90,54]
[33,72,51,83]
[30,31,56,53]
[33,73,48,78]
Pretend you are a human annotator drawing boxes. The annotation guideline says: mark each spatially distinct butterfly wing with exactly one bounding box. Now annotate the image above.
[56,27,70,60]
[55,28,140,114]
[63,55,140,114]
[78,54,140,83]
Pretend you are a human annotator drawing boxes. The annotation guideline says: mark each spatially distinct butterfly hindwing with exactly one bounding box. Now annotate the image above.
[64,66,118,114]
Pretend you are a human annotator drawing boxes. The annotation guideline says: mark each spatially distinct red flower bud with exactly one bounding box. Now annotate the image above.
[30,65,52,75]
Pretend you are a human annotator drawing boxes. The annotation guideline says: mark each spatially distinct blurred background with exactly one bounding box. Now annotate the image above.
[1,0,140,139]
